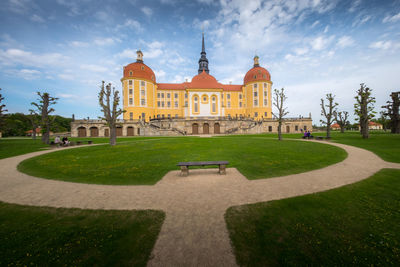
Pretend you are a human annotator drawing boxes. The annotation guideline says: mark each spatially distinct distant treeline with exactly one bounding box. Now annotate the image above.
[2,113,72,137]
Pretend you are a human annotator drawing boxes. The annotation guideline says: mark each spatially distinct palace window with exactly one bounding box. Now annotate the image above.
[129,98,133,105]
[185,93,188,99]
[129,80,132,85]
[239,102,242,108]
[157,101,160,107]
[161,101,165,107]
[157,93,160,98]
[167,93,170,98]
[141,81,145,86]
[254,91,258,97]
[254,99,258,106]
[141,99,145,106]
[130,112,133,120]
[185,101,188,107]
[142,113,145,120]
[295,125,299,131]
[167,101,171,108]
[264,83,267,88]
[255,112,258,117]
[174,101,178,108]
[168,114,171,118]
[162,114,165,118]
[264,99,268,106]
[212,96,216,113]
[268,126,272,132]
[264,90,267,97]
[157,114,160,118]
[129,89,133,95]
[239,94,242,99]
[161,93,164,98]
[141,90,145,96]
[227,101,231,108]
[141,66,144,70]
[264,112,267,117]
[194,96,199,113]
[174,93,178,99]
[254,83,257,88]
[175,114,178,118]
[227,94,230,99]
[129,71,133,76]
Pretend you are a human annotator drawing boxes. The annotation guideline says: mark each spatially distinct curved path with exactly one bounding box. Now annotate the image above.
[1,141,399,266]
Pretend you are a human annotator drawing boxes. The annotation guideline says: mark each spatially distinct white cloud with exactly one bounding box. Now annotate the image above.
[8,0,31,14]
[382,12,400,23]
[117,19,143,32]
[155,69,166,79]
[141,6,153,17]
[348,0,362,13]
[56,0,81,16]
[337,36,355,48]
[0,48,68,68]
[352,14,371,27]
[311,20,320,28]
[294,47,309,55]
[69,41,89,47]
[30,14,45,23]
[80,64,108,72]
[311,36,334,51]
[369,41,392,50]
[117,49,137,59]
[58,73,74,80]
[94,37,121,46]
[19,69,41,79]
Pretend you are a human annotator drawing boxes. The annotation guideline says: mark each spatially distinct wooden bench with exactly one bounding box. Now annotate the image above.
[315,136,331,140]
[177,161,229,176]
[76,140,93,145]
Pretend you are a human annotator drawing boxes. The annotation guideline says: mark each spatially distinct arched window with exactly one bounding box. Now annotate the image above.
[194,96,199,113]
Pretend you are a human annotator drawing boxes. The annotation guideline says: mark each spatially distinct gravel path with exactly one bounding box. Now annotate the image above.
[0,141,399,266]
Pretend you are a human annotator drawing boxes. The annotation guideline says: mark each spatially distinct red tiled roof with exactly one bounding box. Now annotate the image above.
[222,84,242,91]
[157,83,187,90]
[187,71,223,89]
[331,123,340,128]
[123,62,156,82]
[244,66,271,84]
[369,121,382,126]
[26,128,41,134]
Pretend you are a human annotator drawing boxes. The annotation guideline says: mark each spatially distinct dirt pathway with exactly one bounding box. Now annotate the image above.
[0,141,399,266]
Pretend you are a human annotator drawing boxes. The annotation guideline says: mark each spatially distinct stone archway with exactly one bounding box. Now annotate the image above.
[192,123,199,134]
[203,123,209,134]
[127,126,134,136]
[286,125,290,133]
[77,126,86,137]
[90,127,98,137]
[104,128,109,137]
[214,123,220,134]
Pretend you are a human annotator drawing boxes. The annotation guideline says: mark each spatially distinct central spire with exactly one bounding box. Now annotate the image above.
[198,32,209,74]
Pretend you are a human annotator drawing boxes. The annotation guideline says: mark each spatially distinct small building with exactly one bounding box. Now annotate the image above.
[25,128,54,137]
[358,121,383,131]
[331,123,341,130]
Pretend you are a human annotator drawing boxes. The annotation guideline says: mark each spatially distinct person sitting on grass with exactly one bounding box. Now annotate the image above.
[54,136,61,145]
[303,131,308,139]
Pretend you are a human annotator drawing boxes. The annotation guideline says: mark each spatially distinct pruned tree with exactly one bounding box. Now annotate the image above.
[99,81,125,146]
[333,111,349,133]
[320,93,338,138]
[381,91,400,134]
[354,83,375,139]
[0,88,7,133]
[31,92,58,144]
[272,88,289,141]
[27,111,40,140]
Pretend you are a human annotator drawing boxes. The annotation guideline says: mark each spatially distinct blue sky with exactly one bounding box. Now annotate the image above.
[1,0,399,124]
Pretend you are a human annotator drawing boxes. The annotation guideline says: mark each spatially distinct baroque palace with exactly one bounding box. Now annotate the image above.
[71,34,312,137]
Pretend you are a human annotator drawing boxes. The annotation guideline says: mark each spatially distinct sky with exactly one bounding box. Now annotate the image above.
[0,0,399,125]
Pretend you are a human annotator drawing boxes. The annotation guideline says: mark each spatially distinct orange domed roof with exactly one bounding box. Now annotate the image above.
[188,70,222,89]
[244,66,271,84]
[123,62,156,82]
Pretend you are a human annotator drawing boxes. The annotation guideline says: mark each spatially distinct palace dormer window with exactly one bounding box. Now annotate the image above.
[129,71,133,76]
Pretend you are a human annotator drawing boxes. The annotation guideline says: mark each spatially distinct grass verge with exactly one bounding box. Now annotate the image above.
[17,137,346,185]
[0,202,165,266]
[225,169,400,266]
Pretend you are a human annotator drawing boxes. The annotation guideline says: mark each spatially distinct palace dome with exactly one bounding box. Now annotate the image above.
[244,66,271,84]
[189,70,222,89]
[123,62,156,83]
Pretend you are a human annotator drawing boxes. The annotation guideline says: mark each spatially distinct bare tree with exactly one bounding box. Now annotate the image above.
[0,88,7,133]
[99,81,125,146]
[334,111,349,133]
[354,83,375,139]
[27,111,40,140]
[320,93,338,138]
[382,91,400,134]
[272,88,289,141]
[31,92,58,144]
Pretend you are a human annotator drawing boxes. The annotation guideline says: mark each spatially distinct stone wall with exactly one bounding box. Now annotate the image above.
[71,117,313,137]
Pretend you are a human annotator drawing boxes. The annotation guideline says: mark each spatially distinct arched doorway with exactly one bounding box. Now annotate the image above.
[104,128,109,137]
[77,126,86,137]
[127,126,134,136]
[286,125,290,133]
[203,123,209,134]
[90,127,98,137]
[116,126,123,136]
[214,123,220,134]
[192,123,199,134]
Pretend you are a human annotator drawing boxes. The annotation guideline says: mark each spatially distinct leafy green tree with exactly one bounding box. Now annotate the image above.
[0,88,7,133]
[334,111,349,133]
[354,83,375,139]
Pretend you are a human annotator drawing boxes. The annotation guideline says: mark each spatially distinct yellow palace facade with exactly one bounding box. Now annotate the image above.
[121,34,272,121]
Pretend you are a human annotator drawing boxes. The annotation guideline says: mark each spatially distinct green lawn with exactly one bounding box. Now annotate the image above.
[17,136,346,185]
[225,168,400,266]
[0,202,164,266]
[0,138,49,159]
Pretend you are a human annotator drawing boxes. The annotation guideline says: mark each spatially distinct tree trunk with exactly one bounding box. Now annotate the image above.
[326,123,331,138]
[340,126,345,133]
[32,128,36,140]
[361,119,369,139]
[278,121,282,141]
[110,126,117,146]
